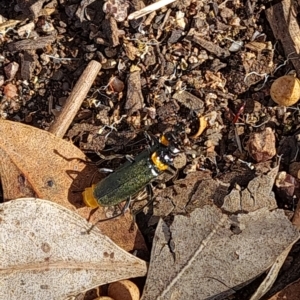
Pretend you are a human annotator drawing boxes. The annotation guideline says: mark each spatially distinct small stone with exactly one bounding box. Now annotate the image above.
[289,162,300,180]
[103,0,129,22]
[38,88,46,96]
[84,44,97,52]
[17,21,35,37]
[247,127,276,162]
[4,61,19,81]
[104,47,118,58]
[176,11,186,29]
[108,279,140,300]
[51,69,64,81]
[173,152,187,169]
[110,77,124,92]
[3,83,18,99]
[168,29,184,44]
[102,59,117,69]
[230,17,241,27]
[173,90,204,111]
[270,75,300,106]
[0,75,4,87]
[41,20,55,33]
[188,55,198,64]
[84,52,95,60]
[275,171,299,199]
[220,7,234,20]
[96,51,107,64]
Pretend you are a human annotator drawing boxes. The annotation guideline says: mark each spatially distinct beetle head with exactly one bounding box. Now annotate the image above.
[151,134,180,171]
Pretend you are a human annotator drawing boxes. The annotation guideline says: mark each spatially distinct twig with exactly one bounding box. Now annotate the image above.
[156,8,172,40]
[128,0,177,20]
[265,0,300,77]
[144,11,157,26]
[234,126,243,153]
[48,60,101,138]
[45,54,80,61]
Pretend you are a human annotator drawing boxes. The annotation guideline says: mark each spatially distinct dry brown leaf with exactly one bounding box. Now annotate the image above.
[0,198,147,300]
[141,206,299,300]
[0,119,146,251]
[190,116,207,139]
[0,119,97,203]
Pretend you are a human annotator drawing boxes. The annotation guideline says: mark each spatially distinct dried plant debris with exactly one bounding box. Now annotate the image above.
[265,0,300,77]
[7,35,56,51]
[150,171,213,219]
[1,0,298,143]
[151,165,278,222]
[103,0,130,22]
[1,0,300,298]
[172,90,205,112]
[67,123,107,152]
[19,50,38,81]
[15,0,54,18]
[188,31,230,58]
[0,0,294,124]
[125,67,144,115]
[222,166,279,213]
[141,206,299,300]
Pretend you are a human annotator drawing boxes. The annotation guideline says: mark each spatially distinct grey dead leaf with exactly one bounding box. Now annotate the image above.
[222,166,278,213]
[150,171,213,221]
[0,198,147,300]
[141,205,299,300]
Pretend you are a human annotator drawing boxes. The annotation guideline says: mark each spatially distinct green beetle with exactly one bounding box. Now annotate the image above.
[82,134,179,212]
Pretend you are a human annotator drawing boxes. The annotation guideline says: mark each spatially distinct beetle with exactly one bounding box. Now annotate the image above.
[82,134,179,225]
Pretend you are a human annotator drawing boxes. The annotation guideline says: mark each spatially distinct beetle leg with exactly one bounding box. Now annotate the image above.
[120,196,132,212]
[125,154,135,163]
[98,168,114,173]
[85,198,132,234]
[144,131,160,147]
[130,184,154,232]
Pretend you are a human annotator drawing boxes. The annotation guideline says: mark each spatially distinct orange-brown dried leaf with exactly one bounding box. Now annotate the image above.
[0,119,146,252]
[190,116,207,139]
[0,149,35,199]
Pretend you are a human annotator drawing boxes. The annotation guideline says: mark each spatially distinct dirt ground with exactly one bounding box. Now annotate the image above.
[1,0,300,299]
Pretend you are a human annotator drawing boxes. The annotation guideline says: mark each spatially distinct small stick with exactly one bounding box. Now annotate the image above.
[144,11,157,26]
[128,0,177,20]
[49,60,101,138]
